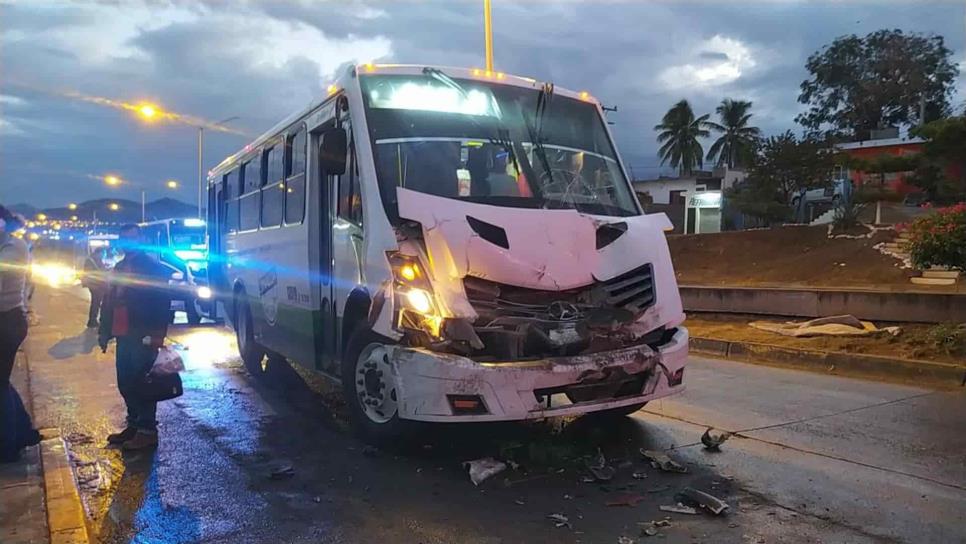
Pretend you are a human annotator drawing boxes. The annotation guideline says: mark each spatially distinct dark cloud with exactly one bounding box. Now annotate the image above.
[1,0,963,206]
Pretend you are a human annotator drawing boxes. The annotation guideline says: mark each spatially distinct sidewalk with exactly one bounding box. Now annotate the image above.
[0,350,48,544]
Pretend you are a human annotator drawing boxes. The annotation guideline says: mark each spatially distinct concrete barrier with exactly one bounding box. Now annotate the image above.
[690,336,966,389]
[681,285,966,323]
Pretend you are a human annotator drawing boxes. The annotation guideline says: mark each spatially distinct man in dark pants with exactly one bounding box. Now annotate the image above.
[83,248,107,328]
[0,205,41,462]
[98,224,171,451]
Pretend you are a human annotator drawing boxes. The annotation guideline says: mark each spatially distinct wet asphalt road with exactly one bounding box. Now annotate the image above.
[22,285,966,543]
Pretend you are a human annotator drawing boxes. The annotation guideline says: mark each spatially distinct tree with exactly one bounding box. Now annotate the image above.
[909,116,966,202]
[730,132,843,223]
[706,99,760,169]
[797,29,959,138]
[655,100,711,176]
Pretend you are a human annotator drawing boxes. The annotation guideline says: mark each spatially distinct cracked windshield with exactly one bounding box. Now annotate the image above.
[1,1,963,544]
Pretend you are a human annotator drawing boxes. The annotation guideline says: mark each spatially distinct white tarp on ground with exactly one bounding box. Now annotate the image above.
[750,315,901,337]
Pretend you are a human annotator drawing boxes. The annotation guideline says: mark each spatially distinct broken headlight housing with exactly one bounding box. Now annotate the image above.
[388,252,442,338]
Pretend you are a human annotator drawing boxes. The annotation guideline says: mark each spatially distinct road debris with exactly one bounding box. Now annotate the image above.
[547,513,572,529]
[619,535,637,543]
[361,445,381,457]
[514,499,526,506]
[640,449,688,473]
[701,428,730,451]
[659,503,699,515]
[606,493,647,507]
[268,464,295,480]
[641,526,659,537]
[584,449,617,482]
[652,519,672,528]
[647,485,671,493]
[463,458,507,486]
[632,471,648,479]
[680,487,730,515]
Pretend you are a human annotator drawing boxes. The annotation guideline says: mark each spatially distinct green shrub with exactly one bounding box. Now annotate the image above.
[924,323,966,357]
[902,203,966,270]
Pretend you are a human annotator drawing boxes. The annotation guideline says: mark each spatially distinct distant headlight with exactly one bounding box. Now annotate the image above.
[196,286,213,300]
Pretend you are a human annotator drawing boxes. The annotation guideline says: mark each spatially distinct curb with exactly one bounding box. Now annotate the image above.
[690,337,966,389]
[39,433,90,544]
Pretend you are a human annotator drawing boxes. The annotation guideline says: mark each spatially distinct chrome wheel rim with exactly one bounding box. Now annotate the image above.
[354,343,398,424]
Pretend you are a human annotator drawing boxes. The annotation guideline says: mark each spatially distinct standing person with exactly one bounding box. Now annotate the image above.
[98,224,172,451]
[0,205,41,463]
[82,247,107,328]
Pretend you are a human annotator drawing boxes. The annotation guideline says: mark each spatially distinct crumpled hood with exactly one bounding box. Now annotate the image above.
[396,188,676,292]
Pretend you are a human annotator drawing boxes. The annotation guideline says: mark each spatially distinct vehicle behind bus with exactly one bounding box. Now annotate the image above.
[140,218,212,324]
[207,65,688,443]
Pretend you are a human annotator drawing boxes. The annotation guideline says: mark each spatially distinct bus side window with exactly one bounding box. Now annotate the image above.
[284,126,306,224]
[239,159,261,231]
[225,170,239,232]
[261,143,284,228]
[338,137,362,226]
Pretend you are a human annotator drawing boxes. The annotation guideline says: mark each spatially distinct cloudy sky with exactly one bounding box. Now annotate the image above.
[1,0,963,208]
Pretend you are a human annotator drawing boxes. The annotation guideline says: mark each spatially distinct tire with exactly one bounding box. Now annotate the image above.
[832,195,842,207]
[235,295,268,377]
[791,197,801,208]
[185,299,201,325]
[341,325,411,445]
[588,401,648,419]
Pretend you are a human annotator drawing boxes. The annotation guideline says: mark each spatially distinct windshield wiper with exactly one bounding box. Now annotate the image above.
[524,82,556,203]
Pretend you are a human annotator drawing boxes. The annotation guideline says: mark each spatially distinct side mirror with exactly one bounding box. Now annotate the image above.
[171,271,185,281]
[320,127,347,176]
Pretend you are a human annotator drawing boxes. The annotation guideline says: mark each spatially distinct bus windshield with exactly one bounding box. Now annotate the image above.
[361,73,639,222]
[170,225,206,249]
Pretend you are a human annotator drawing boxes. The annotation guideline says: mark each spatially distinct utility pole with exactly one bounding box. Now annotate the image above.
[484,0,494,71]
[198,127,204,219]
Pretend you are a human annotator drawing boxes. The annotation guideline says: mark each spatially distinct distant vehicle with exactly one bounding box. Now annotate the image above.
[791,179,847,208]
[903,192,928,207]
[206,64,688,443]
[139,218,211,324]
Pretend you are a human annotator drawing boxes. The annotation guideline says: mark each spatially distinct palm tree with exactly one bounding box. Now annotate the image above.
[655,100,712,176]
[706,99,761,169]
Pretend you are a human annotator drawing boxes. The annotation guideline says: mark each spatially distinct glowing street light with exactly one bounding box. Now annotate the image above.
[166,179,179,189]
[109,203,120,211]
[36,213,47,221]
[70,215,78,221]
[104,175,122,186]
[68,203,78,210]
[137,103,159,120]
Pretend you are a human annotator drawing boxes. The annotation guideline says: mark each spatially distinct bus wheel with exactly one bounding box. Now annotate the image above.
[342,326,410,445]
[185,300,201,325]
[235,296,267,377]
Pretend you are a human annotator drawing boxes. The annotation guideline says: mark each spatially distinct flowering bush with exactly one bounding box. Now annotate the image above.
[904,202,966,270]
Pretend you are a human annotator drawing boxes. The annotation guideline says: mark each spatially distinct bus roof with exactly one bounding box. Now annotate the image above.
[208,64,597,180]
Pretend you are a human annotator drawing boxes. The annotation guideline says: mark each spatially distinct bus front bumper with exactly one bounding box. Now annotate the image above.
[387,327,688,422]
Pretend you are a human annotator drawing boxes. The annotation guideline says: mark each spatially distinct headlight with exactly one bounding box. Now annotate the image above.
[388,252,441,337]
[196,286,213,300]
[405,288,433,314]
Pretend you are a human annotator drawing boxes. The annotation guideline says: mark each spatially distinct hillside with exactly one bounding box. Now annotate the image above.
[37,197,195,223]
[667,225,923,289]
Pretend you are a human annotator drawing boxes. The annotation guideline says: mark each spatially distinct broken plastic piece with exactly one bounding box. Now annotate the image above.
[547,513,571,529]
[588,465,616,482]
[463,457,507,486]
[632,471,648,479]
[659,503,699,515]
[701,428,730,451]
[680,487,730,515]
[642,527,659,537]
[640,449,688,473]
[268,465,295,480]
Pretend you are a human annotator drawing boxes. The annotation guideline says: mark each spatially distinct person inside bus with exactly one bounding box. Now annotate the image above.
[98,224,171,451]
[0,205,41,463]
[82,247,108,328]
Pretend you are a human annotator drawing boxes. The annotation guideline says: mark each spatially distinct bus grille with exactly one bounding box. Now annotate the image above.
[600,263,654,314]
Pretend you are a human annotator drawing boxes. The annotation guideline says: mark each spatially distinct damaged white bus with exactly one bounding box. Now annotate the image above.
[207,64,688,442]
